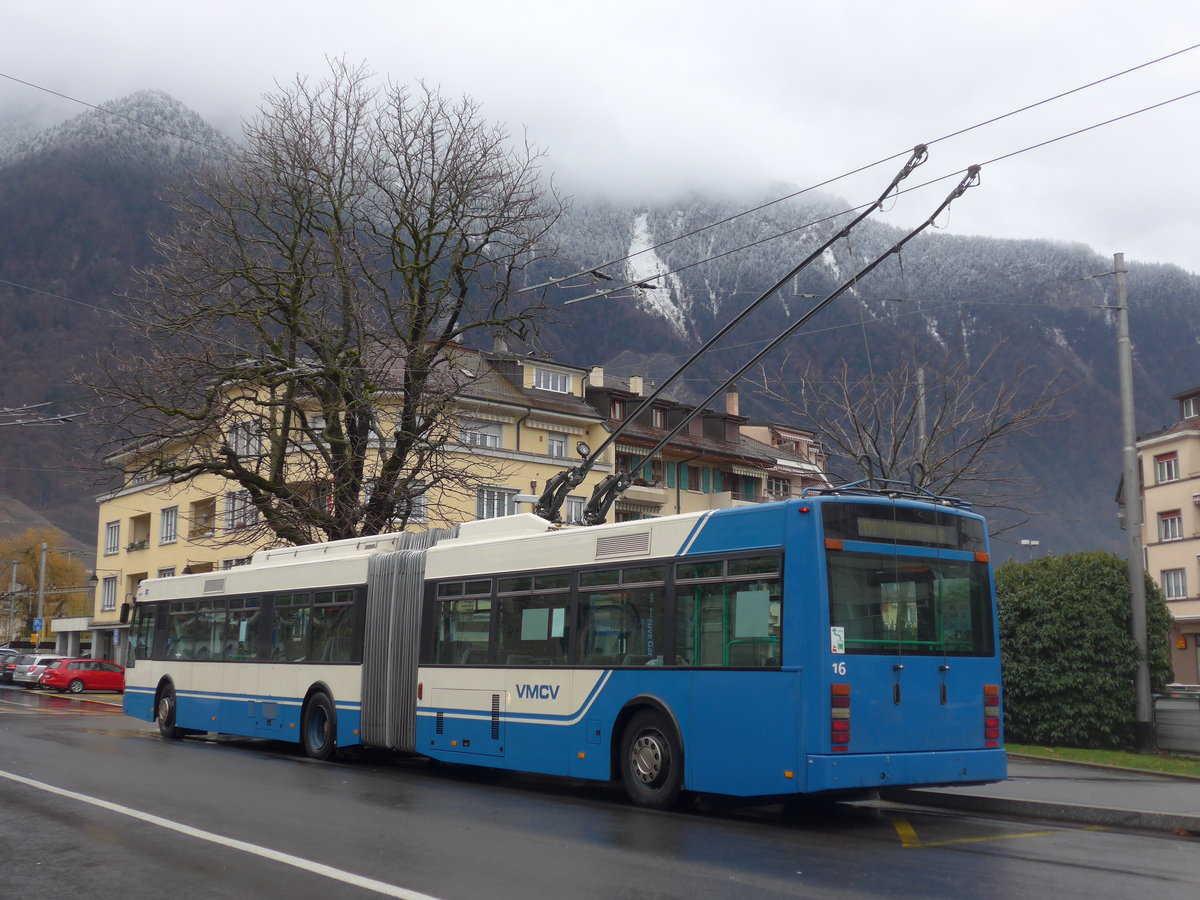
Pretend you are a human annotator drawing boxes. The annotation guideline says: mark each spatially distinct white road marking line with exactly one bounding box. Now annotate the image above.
[0,768,444,900]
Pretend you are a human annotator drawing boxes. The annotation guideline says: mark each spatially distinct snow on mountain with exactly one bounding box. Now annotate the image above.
[0,89,234,167]
[625,212,692,339]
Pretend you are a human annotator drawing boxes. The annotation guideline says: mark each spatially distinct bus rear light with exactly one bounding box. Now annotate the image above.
[417,682,423,700]
[831,684,850,751]
[983,685,1001,744]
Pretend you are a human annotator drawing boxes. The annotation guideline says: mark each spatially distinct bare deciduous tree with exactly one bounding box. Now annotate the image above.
[752,345,1072,524]
[87,60,565,546]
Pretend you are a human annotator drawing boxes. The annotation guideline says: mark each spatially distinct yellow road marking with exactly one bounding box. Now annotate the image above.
[890,815,1097,848]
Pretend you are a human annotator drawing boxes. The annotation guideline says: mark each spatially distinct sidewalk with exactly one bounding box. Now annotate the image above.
[880,757,1200,834]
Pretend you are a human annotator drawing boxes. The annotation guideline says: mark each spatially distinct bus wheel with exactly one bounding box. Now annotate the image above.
[156,685,183,740]
[620,710,684,810]
[301,692,337,761]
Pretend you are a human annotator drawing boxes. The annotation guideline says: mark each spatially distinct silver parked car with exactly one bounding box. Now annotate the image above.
[13,654,66,688]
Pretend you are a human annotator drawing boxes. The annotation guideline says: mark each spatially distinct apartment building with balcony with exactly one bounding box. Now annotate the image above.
[583,369,828,521]
[1134,386,1200,684]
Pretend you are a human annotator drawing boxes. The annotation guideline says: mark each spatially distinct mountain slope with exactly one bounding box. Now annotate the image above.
[1,96,1196,556]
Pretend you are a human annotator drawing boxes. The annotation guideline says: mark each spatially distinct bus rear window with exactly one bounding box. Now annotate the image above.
[822,502,985,552]
[827,550,994,656]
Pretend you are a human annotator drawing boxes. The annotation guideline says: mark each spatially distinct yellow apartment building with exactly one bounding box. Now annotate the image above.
[1135,386,1200,684]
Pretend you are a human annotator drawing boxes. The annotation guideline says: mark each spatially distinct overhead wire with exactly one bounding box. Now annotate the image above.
[556,84,1200,310]
[521,41,1200,294]
[0,50,1193,372]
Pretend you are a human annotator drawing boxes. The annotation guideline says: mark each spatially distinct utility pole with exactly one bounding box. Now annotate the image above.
[916,365,927,464]
[1115,252,1155,752]
[37,542,47,649]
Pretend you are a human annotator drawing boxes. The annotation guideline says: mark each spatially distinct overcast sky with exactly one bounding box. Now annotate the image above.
[4,1,1200,272]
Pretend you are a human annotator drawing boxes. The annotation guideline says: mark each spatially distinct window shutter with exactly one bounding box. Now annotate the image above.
[713,470,723,492]
[702,468,711,493]
[679,463,688,489]
[476,491,485,519]
[666,463,676,488]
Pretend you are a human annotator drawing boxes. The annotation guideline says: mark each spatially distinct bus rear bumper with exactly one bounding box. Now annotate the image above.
[805,748,1008,793]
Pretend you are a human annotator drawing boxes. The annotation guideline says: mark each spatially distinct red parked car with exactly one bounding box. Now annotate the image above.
[39,658,125,694]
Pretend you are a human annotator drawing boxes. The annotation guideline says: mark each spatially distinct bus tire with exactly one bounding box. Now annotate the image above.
[301,692,337,761]
[156,685,184,740]
[620,709,685,810]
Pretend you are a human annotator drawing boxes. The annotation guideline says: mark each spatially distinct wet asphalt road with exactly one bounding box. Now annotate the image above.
[1,684,1198,899]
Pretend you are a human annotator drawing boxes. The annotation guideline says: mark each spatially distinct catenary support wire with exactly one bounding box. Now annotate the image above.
[580,164,983,526]
[532,146,930,523]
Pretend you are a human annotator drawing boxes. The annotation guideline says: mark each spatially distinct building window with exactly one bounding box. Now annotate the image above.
[1162,568,1188,600]
[222,556,252,569]
[566,496,585,523]
[160,506,178,544]
[477,487,518,519]
[687,466,702,492]
[227,418,262,458]
[100,576,118,612]
[652,407,667,428]
[1155,452,1180,484]
[767,476,792,500]
[397,484,428,524]
[1185,397,1199,419]
[534,368,570,393]
[225,490,259,531]
[1159,510,1184,542]
[104,521,120,556]
[547,432,567,458]
[461,420,502,448]
[611,398,625,420]
[157,567,176,579]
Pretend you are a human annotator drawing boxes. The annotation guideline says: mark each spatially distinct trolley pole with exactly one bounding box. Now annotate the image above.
[1115,252,1155,752]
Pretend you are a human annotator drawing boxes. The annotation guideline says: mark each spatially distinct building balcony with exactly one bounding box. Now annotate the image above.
[622,482,666,506]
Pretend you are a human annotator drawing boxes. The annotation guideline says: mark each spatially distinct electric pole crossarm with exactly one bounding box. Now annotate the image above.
[534,146,930,524]
[582,164,983,526]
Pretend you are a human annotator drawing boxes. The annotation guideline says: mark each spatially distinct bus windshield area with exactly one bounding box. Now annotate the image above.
[827,549,994,656]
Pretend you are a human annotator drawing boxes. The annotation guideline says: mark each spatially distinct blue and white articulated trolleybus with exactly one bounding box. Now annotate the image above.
[124,485,1006,808]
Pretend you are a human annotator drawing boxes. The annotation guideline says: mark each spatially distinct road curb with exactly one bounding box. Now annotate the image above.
[880,788,1200,835]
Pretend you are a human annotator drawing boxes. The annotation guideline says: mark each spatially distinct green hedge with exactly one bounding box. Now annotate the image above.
[995,551,1173,748]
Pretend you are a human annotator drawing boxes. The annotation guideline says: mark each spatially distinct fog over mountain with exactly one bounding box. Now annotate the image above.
[2,92,1195,556]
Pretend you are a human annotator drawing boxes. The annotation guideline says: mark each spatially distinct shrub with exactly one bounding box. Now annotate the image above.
[996,551,1172,748]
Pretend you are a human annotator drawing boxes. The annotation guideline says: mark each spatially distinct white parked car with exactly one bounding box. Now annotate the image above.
[13,654,66,688]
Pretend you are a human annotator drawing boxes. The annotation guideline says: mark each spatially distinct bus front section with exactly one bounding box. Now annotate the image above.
[808,496,1007,793]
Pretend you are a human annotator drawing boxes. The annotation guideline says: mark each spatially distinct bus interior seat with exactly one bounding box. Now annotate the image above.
[459,648,488,665]
[622,654,651,666]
